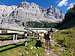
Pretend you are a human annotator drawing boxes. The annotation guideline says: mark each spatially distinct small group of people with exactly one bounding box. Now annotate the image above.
[35,28,53,48]
[44,28,53,49]
[44,31,51,49]
[24,28,53,48]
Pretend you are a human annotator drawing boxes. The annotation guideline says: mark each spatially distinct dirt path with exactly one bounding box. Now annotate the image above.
[45,48,58,56]
[44,42,58,56]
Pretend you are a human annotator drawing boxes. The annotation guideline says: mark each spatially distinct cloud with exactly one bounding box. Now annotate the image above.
[67,3,75,10]
[58,0,68,7]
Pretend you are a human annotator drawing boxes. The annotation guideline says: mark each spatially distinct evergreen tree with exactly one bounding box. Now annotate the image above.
[57,5,75,29]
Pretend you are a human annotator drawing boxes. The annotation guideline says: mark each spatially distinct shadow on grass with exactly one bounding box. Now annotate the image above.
[0,43,25,53]
[0,45,10,48]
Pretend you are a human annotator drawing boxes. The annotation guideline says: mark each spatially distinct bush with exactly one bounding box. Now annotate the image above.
[35,40,42,48]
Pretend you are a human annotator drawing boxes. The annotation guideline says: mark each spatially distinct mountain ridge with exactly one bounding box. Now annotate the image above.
[0,1,64,29]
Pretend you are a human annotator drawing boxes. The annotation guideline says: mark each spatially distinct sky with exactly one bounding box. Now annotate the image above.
[0,0,75,13]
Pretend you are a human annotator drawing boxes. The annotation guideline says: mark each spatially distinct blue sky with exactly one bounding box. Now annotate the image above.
[0,0,75,13]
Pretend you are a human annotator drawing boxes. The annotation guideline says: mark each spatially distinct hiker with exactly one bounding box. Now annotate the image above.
[44,31,51,49]
[24,31,28,46]
[49,28,53,38]
[24,31,28,39]
[36,32,39,39]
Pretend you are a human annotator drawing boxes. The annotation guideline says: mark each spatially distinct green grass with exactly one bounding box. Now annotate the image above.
[0,38,45,56]
[53,27,75,56]
[0,44,25,56]
[0,35,13,40]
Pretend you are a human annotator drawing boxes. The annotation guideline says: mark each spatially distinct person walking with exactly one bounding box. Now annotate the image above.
[24,31,28,39]
[24,31,28,46]
[44,31,51,49]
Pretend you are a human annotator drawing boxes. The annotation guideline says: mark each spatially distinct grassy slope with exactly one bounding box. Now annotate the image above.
[0,45,24,56]
[53,27,75,56]
[0,39,44,56]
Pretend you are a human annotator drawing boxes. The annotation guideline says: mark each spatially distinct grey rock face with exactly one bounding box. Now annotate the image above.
[0,1,64,30]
